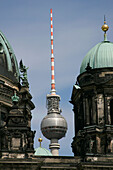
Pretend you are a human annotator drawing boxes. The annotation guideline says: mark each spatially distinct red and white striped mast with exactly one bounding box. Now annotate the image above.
[50,8,56,95]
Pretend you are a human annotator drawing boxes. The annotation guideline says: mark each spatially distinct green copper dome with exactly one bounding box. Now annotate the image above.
[0,30,20,82]
[80,40,113,74]
[80,18,113,74]
[34,147,52,156]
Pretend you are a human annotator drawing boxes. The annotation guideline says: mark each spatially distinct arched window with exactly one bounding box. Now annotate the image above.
[11,57,16,75]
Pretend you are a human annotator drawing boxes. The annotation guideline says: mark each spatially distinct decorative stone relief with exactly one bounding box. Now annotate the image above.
[97,94,104,125]
[96,136,101,153]
[12,138,20,150]
[107,97,111,124]
[47,97,59,113]
[110,139,113,153]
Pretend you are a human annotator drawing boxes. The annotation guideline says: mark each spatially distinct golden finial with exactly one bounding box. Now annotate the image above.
[101,15,109,41]
[38,137,42,147]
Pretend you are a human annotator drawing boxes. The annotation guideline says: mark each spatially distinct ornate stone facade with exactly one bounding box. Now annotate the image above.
[0,32,35,159]
[0,83,35,159]
[71,67,113,158]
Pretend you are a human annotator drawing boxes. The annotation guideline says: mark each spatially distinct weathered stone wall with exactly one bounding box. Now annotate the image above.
[0,156,113,170]
[71,68,113,157]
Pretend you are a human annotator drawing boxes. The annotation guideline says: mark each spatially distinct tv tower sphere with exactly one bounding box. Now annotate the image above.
[41,94,67,156]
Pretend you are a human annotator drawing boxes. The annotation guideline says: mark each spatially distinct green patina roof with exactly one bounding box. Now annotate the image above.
[34,147,52,156]
[0,30,20,81]
[12,92,19,103]
[80,40,113,74]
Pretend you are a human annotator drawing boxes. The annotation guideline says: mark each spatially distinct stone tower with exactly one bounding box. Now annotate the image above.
[71,19,113,160]
[0,30,35,159]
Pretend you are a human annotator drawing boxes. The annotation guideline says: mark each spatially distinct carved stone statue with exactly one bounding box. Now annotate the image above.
[19,60,29,87]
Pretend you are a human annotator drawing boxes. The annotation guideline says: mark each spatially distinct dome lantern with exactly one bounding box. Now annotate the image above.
[101,15,109,41]
[34,138,52,156]
[80,17,113,74]
[38,138,42,147]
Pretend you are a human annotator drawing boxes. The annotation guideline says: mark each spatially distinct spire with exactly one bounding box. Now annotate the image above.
[101,15,109,41]
[38,137,42,147]
[50,9,56,95]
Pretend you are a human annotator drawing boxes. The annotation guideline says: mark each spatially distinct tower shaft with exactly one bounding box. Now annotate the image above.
[41,9,67,157]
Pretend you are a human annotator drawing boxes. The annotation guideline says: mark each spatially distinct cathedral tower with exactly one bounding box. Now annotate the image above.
[41,9,67,156]
[71,18,113,160]
[0,30,35,159]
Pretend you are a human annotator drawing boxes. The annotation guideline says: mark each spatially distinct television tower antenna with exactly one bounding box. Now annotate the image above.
[41,9,67,156]
[50,8,56,94]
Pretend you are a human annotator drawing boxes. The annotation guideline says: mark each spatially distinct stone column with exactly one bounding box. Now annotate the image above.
[107,99,111,124]
[97,94,104,125]
[104,95,108,124]
[96,136,101,153]
[83,98,86,126]
[49,139,60,156]
[85,98,90,125]
[92,96,96,124]
[0,104,1,127]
